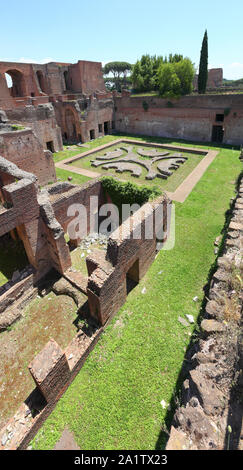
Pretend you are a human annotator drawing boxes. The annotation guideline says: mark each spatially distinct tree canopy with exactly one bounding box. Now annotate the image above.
[103,61,132,91]
[131,54,195,97]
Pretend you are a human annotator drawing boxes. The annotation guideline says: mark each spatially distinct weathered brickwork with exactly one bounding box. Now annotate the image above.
[115,93,243,145]
[193,68,223,90]
[6,104,63,152]
[87,195,170,325]
[29,339,70,403]
[0,156,71,283]
[166,176,243,450]
[0,59,114,145]
[0,127,56,186]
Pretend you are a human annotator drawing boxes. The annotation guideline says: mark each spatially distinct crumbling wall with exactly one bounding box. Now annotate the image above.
[166,174,243,450]
[53,95,114,143]
[193,68,223,90]
[50,178,105,234]
[0,156,71,283]
[87,195,169,325]
[0,127,56,186]
[6,104,63,152]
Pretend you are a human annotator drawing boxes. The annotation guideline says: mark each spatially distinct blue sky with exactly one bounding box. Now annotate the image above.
[1,0,243,79]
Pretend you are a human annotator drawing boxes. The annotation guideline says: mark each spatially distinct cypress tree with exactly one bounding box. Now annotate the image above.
[198,30,208,94]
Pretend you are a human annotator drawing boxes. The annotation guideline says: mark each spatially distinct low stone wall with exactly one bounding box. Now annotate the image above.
[166,175,243,450]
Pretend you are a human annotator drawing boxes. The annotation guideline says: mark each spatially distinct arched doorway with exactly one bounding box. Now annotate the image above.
[36,70,47,94]
[64,108,78,142]
[4,69,26,97]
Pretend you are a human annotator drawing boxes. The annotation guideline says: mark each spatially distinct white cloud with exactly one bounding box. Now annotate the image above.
[18,57,54,64]
[230,62,243,67]
[0,57,54,64]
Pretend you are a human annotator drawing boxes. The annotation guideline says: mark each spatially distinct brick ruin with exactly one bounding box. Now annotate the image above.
[193,67,223,90]
[0,60,242,153]
[0,57,242,449]
[114,92,243,146]
[0,59,114,151]
[0,145,170,448]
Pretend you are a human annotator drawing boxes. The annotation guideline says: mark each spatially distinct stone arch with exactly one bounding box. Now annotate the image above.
[4,69,26,97]
[36,70,47,94]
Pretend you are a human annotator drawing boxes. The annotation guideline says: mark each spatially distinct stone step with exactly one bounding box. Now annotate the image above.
[63,271,88,295]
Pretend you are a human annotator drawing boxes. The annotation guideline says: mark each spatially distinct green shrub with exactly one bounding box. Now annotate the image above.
[101,176,161,215]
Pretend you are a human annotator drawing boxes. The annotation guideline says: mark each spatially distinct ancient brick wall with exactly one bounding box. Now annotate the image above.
[114,94,243,145]
[0,127,56,186]
[0,62,41,109]
[166,174,243,450]
[6,104,63,152]
[50,179,105,234]
[54,96,114,143]
[193,68,223,90]
[87,195,168,325]
[68,61,106,94]
[0,157,71,282]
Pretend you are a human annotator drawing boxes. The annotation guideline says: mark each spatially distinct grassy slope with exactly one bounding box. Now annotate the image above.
[32,144,241,450]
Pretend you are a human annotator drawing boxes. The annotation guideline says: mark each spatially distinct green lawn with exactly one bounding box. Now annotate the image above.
[55,167,91,186]
[53,136,121,164]
[32,142,241,450]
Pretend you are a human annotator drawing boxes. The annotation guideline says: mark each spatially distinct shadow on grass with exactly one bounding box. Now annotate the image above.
[115,131,240,151]
[0,235,29,285]
[155,170,243,450]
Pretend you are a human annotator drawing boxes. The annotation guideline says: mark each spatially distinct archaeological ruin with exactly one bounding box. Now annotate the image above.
[0,58,242,451]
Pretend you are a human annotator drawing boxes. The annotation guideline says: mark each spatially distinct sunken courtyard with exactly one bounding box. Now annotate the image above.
[0,58,242,451]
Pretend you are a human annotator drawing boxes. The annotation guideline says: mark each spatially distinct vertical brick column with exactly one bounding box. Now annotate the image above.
[28,339,70,403]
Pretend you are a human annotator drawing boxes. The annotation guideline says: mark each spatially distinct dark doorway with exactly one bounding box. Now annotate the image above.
[90,129,95,140]
[126,259,139,294]
[46,141,54,152]
[211,125,224,143]
[104,121,109,135]
[65,108,78,143]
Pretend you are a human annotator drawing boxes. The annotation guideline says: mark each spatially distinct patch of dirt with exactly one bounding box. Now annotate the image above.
[54,428,80,450]
[0,291,86,430]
